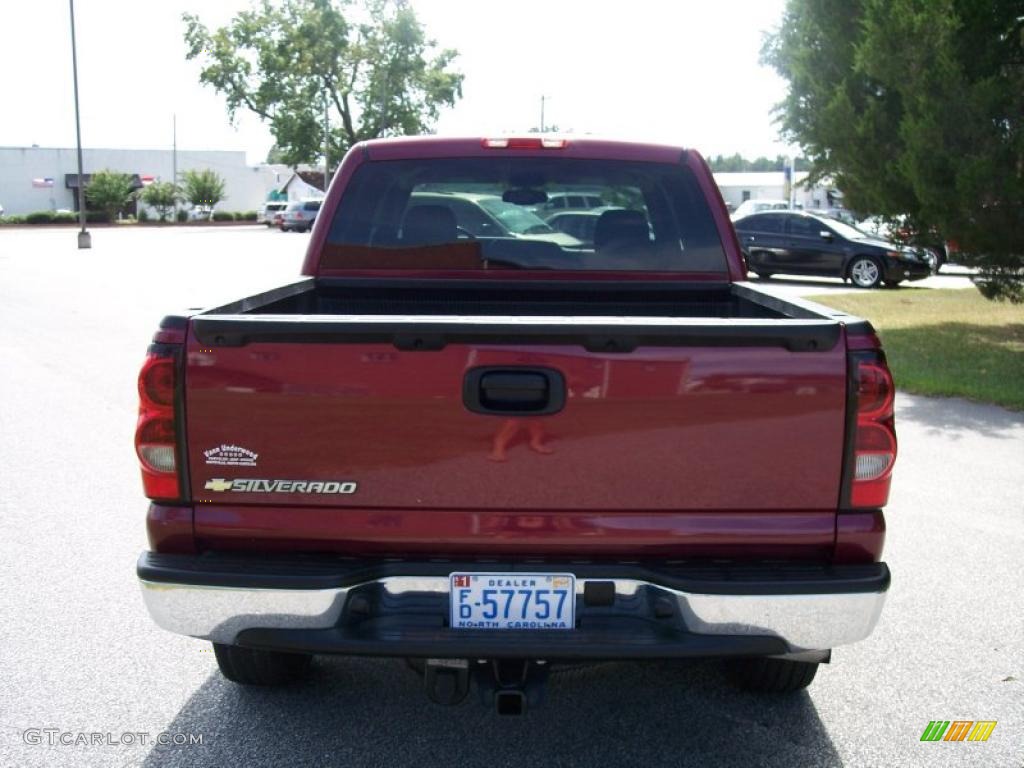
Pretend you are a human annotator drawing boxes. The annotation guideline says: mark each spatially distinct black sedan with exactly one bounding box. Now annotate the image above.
[733,211,932,288]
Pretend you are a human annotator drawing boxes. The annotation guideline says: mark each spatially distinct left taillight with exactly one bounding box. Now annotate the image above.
[135,345,183,501]
[846,352,897,508]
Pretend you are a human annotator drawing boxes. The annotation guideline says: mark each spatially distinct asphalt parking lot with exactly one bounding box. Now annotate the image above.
[0,226,1020,767]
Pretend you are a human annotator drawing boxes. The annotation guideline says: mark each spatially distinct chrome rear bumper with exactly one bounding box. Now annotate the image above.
[139,555,888,656]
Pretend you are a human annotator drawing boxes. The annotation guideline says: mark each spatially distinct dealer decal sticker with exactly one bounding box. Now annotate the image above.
[204,444,258,467]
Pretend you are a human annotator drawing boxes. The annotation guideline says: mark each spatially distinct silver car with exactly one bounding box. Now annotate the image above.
[279,199,323,232]
[258,201,288,226]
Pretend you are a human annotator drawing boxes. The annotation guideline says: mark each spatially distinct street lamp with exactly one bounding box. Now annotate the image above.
[69,0,90,248]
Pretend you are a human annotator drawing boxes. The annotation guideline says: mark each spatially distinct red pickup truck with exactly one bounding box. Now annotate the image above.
[136,136,894,713]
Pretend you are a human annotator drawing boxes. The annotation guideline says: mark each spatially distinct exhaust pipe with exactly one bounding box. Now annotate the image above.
[495,689,527,716]
[423,659,470,706]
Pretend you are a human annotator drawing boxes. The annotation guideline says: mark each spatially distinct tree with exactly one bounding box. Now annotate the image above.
[181,169,226,211]
[266,144,287,164]
[764,0,1024,300]
[84,170,135,222]
[138,181,180,221]
[183,0,463,167]
[707,154,808,172]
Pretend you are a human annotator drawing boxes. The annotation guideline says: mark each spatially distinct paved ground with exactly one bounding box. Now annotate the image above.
[0,227,1020,767]
[750,267,977,299]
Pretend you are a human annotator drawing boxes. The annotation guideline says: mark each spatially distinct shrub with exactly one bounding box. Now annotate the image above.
[0,214,26,225]
[176,209,188,223]
[84,169,134,222]
[85,211,110,223]
[181,169,226,210]
[211,210,234,222]
[241,210,258,221]
[25,211,55,224]
[138,181,179,221]
[51,211,77,223]
[138,208,150,223]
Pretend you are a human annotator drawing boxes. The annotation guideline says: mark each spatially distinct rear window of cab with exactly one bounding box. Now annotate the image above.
[324,157,727,272]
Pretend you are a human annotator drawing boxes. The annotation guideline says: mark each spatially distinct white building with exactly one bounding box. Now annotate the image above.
[0,146,294,216]
[713,171,842,212]
[279,170,326,201]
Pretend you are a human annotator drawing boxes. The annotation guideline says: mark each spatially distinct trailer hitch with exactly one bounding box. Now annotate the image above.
[477,660,550,716]
[419,658,550,714]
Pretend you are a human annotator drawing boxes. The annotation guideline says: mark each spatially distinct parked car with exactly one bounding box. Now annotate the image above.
[406,191,581,247]
[734,210,932,287]
[280,199,323,232]
[806,207,857,226]
[545,207,624,243]
[536,192,607,217]
[857,216,948,272]
[136,136,894,709]
[730,198,790,221]
[258,201,288,226]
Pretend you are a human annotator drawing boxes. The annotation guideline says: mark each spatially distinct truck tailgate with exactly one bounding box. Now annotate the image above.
[184,317,848,512]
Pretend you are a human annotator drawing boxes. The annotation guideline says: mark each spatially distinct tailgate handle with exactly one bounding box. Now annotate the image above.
[463,367,566,416]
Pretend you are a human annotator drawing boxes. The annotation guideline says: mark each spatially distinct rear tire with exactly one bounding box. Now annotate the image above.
[755,272,773,280]
[848,256,883,288]
[730,657,818,692]
[213,643,312,686]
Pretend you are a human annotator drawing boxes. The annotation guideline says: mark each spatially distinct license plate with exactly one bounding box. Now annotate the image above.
[449,572,576,630]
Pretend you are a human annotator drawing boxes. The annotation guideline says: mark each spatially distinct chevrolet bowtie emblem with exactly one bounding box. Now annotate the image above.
[204,478,234,492]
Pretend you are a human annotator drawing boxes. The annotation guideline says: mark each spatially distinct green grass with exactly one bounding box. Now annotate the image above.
[808,288,1024,411]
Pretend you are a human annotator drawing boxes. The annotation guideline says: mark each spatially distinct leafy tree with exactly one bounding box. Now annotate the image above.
[181,169,226,211]
[84,170,135,222]
[138,181,180,221]
[266,144,287,164]
[184,0,463,167]
[707,154,808,173]
[764,0,1024,300]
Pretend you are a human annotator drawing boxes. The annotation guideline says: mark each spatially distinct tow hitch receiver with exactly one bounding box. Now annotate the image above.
[420,659,549,714]
[423,659,471,706]
[477,660,550,716]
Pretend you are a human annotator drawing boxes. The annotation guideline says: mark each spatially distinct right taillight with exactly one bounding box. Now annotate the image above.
[848,355,897,508]
[135,345,183,501]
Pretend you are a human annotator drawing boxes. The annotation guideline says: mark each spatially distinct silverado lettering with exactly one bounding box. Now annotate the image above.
[202,479,358,494]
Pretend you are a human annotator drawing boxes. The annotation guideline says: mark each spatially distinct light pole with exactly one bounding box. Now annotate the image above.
[69,0,90,248]
[323,90,330,193]
[789,155,797,210]
[172,113,178,218]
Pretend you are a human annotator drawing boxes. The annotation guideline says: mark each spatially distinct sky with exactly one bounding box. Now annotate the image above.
[1,0,795,165]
